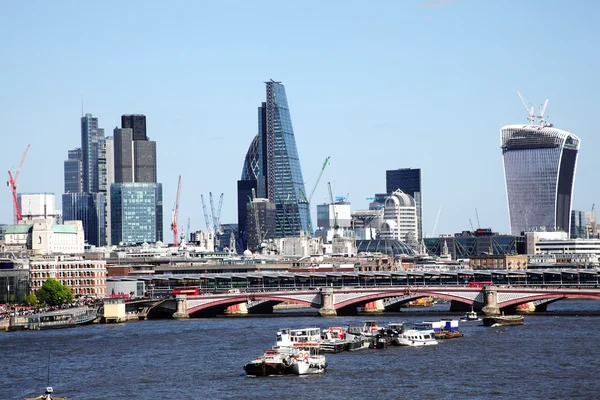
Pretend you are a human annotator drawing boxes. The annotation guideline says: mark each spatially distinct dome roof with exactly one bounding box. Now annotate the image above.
[243,249,253,257]
[356,239,415,257]
[387,190,415,207]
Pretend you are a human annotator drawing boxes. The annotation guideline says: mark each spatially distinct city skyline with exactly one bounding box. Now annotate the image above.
[1,1,599,239]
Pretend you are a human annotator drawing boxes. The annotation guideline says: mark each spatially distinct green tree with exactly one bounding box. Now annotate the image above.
[23,291,38,306]
[36,278,73,306]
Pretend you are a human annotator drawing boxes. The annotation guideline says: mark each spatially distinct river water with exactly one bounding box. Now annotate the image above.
[3,300,600,400]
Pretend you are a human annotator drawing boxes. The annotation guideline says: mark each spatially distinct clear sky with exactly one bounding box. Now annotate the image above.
[1,0,598,241]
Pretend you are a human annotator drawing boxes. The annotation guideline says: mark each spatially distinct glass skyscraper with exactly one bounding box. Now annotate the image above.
[62,192,106,247]
[111,183,163,245]
[237,81,309,248]
[81,113,105,193]
[501,124,580,235]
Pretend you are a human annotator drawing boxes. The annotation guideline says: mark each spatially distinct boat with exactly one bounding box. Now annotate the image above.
[275,327,321,347]
[280,344,327,375]
[392,324,438,346]
[26,307,98,330]
[421,320,464,339]
[24,386,67,400]
[482,315,525,327]
[243,349,293,376]
[460,307,481,322]
[320,327,348,353]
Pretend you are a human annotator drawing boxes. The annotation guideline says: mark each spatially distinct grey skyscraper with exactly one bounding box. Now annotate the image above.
[62,192,106,247]
[81,113,105,193]
[121,114,147,141]
[386,168,423,240]
[64,148,83,193]
[113,116,156,183]
[237,81,309,250]
[501,103,580,235]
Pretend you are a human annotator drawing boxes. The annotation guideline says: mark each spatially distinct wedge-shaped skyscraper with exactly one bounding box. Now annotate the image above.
[501,98,580,236]
[238,81,309,249]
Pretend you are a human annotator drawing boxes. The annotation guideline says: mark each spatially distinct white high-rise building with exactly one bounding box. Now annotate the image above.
[18,193,58,222]
[379,190,418,244]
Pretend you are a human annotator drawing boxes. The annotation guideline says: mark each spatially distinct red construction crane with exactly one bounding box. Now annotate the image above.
[7,144,30,224]
[171,175,181,247]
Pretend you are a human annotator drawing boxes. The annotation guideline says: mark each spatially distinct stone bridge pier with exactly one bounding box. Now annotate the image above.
[318,288,337,317]
[481,286,500,316]
[173,294,189,319]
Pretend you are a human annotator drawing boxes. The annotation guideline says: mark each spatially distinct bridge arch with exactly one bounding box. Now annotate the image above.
[187,295,318,315]
[500,293,600,309]
[334,291,477,311]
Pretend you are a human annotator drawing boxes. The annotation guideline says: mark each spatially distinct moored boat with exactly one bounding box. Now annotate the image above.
[460,307,481,322]
[482,315,524,327]
[393,324,438,346]
[243,349,292,376]
[320,327,348,353]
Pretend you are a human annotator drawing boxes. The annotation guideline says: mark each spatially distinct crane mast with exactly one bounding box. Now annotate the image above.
[201,195,211,232]
[328,181,339,237]
[7,144,30,224]
[216,193,224,234]
[171,175,181,247]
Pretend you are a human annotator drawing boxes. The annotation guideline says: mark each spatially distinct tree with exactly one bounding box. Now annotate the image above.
[36,278,73,306]
[23,291,38,306]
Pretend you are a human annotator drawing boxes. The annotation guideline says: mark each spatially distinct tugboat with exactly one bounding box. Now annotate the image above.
[460,307,481,322]
[24,387,67,400]
[482,314,524,327]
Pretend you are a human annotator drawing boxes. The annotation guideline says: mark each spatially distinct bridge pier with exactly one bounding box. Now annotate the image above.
[318,288,337,317]
[481,286,500,316]
[173,295,189,319]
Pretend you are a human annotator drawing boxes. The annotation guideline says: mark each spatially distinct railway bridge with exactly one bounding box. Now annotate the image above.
[151,285,600,318]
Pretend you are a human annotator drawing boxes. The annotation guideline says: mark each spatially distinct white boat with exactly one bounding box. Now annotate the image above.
[273,328,327,375]
[460,307,481,322]
[243,349,293,376]
[394,325,438,347]
[320,327,348,353]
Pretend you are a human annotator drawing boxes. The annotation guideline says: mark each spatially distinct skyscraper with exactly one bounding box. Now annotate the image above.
[121,114,147,141]
[81,113,105,193]
[501,100,580,236]
[62,192,106,247]
[111,183,163,245]
[386,168,423,240]
[64,148,83,193]
[237,80,309,249]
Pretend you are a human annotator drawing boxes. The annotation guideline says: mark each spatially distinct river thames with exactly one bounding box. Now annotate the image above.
[3,300,600,400]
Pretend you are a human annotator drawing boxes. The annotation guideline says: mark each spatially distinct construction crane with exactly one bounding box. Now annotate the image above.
[216,193,224,234]
[186,217,191,242]
[298,156,330,234]
[431,208,442,237]
[171,175,181,247]
[7,144,30,224]
[200,194,211,231]
[328,182,339,238]
[475,208,481,229]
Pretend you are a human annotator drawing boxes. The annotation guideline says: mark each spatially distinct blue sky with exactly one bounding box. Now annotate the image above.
[1,0,598,240]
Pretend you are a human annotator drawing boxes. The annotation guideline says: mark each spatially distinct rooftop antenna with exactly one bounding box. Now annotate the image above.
[81,95,84,117]
[516,90,535,125]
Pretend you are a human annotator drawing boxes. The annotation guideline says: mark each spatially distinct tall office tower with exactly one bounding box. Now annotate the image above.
[113,120,157,183]
[18,193,57,222]
[105,137,115,245]
[81,113,105,193]
[386,168,423,240]
[237,80,309,250]
[570,210,586,239]
[62,192,106,247]
[110,183,163,245]
[501,96,580,235]
[64,148,83,193]
[380,190,418,244]
[121,114,147,141]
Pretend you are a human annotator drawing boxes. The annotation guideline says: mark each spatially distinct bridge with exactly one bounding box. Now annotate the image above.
[139,285,600,318]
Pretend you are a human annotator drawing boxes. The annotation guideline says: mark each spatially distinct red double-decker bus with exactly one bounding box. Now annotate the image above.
[468,281,494,288]
[172,286,199,295]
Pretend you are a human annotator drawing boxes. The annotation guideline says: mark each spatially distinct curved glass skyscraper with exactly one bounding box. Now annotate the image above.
[238,81,309,248]
[501,124,580,235]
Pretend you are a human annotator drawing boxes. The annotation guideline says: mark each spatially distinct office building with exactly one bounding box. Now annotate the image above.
[237,80,310,249]
[121,114,147,141]
[81,113,105,193]
[111,183,163,245]
[64,148,83,193]
[18,193,58,222]
[386,168,423,240]
[62,192,106,247]
[379,190,418,245]
[245,198,276,252]
[105,137,115,245]
[113,123,157,184]
[501,104,580,235]
[571,210,586,239]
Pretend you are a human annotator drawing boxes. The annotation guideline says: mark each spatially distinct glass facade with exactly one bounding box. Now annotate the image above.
[111,183,162,245]
[81,113,105,193]
[64,148,83,193]
[424,233,525,259]
[571,210,586,239]
[62,192,106,246]
[237,81,310,248]
[501,125,580,235]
